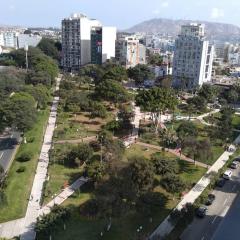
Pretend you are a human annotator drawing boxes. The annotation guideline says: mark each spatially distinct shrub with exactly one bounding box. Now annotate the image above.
[16,166,26,173]
[17,151,33,162]
[89,140,101,152]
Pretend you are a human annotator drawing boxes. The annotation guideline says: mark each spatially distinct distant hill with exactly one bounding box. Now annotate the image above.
[126,18,240,42]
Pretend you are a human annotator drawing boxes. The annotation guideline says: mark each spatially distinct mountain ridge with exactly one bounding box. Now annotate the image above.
[126,18,240,42]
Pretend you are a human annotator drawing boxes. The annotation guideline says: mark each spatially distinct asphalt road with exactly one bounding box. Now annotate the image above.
[181,164,240,240]
[0,131,21,172]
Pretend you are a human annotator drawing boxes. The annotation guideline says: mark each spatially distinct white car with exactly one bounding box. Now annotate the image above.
[223,170,232,180]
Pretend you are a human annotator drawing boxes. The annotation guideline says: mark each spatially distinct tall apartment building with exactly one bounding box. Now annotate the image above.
[116,35,146,69]
[62,13,116,71]
[172,23,214,89]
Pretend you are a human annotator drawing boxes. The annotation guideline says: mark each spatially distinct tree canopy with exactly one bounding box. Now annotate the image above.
[128,64,154,86]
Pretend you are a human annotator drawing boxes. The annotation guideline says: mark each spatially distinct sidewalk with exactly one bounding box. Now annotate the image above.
[136,141,210,168]
[0,77,62,240]
[149,134,240,239]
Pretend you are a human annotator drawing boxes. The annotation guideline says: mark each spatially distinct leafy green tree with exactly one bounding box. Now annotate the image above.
[66,143,93,167]
[148,54,163,66]
[117,104,134,130]
[128,64,154,86]
[3,92,37,131]
[37,38,60,61]
[127,156,155,194]
[85,161,106,182]
[176,121,198,143]
[25,70,52,87]
[225,89,239,105]
[187,96,207,113]
[95,79,130,103]
[35,206,70,237]
[136,87,178,133]
[10,47,58,82]
[198,84,219,103]
[151,154,179,175]
[90,102,107,119]
[103,63,128,82]
[79,64,104,84]
[23,84,50,109]
[161,173,186,194]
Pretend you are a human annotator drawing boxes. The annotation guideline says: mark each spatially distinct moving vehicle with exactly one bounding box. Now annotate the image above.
[205,194,216,206]
[230,161,239,169]
[196,206,207,218]
[223,170,232,180]
[216,178,226,187]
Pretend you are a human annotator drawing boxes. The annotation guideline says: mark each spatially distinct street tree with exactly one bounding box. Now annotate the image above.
[136,87,178,133]
[3,92,37,131]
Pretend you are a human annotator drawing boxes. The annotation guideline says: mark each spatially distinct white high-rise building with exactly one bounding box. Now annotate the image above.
[61,13,116,71]
[102,27,116,63]
[172,23,214,89]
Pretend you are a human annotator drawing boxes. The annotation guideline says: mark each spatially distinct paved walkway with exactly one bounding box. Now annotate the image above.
[136,141,210,168]
[149,134,240,239]
[0,77,61,240]
[39,177,88,216]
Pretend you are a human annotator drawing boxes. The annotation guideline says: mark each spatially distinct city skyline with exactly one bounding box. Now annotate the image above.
[1,0,240,29]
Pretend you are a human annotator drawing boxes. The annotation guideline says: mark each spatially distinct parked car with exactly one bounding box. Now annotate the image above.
[230,161,239,169]
[205,194,216,206]
[234,156,240,162]
[196,206,207,218]
[223,170,232,180]
[216,178,226,187]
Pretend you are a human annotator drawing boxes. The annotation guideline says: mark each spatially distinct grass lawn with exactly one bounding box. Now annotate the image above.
[0,109,49,223]
[124,144,176,161]
[232,114,240,130]
[54,110,115,141]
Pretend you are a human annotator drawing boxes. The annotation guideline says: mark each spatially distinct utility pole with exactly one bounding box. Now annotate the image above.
[24,44,29,71]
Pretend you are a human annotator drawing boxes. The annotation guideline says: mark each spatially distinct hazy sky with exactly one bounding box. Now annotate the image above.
[1,0,240,29]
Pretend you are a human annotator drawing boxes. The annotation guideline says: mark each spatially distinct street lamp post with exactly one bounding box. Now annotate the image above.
[24,44,29,71]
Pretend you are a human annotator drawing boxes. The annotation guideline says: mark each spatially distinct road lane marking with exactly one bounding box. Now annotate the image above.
[10,134,13,138]
[223,198,228,206]
[220,206,230,217]
[212,215,218,224]
[201,237,205,240]
[0,152,3,159]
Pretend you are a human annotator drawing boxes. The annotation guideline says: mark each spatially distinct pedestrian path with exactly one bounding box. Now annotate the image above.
[39,177,88,216]
[136,141,210,168]
[149,134,240,239]
[0,77,62,240]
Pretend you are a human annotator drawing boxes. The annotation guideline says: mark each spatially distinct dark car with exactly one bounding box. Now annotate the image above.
[216,178,226,187]
[196,206,207,218]
[205,194,216,206]
[234,156,240,162]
